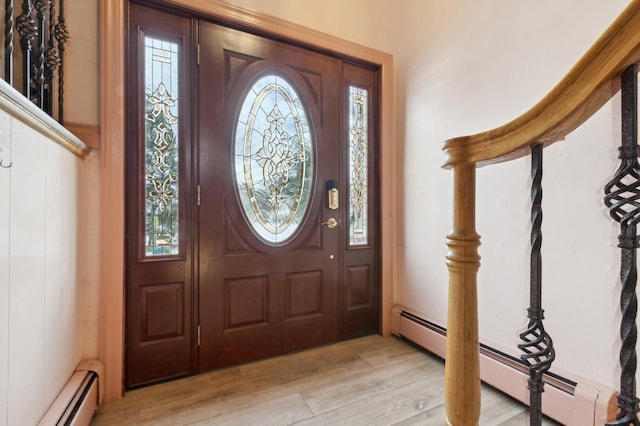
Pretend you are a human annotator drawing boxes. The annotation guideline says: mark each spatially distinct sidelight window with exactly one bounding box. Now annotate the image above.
[143,37,180,256]
[348,86,369,246]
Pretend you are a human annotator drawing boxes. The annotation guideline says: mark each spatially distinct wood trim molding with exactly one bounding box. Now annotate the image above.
[99,0,395,402]
[162,0,392,66]
[65,122,100,149]
[0,79,90,158]
[100,0,126,402]
[443,0,640,168]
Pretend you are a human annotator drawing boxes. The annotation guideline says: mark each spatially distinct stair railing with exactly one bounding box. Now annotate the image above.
[3,0,68,122]
[442,1,640,424]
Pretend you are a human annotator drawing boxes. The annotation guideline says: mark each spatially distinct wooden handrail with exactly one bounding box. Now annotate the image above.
[0,78,89,158]
[443,0,640,168]
[442,1,640,425]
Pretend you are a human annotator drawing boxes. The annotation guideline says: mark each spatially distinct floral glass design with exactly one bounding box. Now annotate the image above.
[348,86,368,246]
[144,37,180,256]
[234,75,313,244]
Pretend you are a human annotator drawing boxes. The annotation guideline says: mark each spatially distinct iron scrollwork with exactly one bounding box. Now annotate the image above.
[7,0,67,120]
[15,0,37,103]
[519,143,556,426]
[603,63,640,426]
[54,0,67,121]
[5,0,14,85]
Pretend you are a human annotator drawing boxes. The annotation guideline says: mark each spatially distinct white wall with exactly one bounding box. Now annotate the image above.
[0,108,95,425]
[65,0,100,126]
[393,0,632,390]
[225,0,398,56]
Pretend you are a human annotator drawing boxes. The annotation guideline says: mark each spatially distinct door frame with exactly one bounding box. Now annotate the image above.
[100,0,396,402]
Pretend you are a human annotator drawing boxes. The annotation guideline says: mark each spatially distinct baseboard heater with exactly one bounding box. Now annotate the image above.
[390,305,616,426]
[38,361,103,426]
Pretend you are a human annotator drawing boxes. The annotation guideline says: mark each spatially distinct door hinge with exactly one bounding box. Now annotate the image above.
[197,184,201,206]
[197,324,201,346]
[196,44,200,65]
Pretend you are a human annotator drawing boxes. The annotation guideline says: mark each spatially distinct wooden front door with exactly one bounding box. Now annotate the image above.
[196,22,343,370]
[126,2,379,388]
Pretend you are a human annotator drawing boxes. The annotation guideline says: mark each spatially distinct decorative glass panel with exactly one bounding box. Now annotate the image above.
[144,37,180,256]
[234,74,313,244]
[348,86,368,246]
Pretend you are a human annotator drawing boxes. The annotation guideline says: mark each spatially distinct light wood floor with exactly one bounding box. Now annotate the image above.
[92,335,560,425]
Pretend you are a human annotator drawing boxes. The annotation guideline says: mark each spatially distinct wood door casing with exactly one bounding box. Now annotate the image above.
[198,22,342,370]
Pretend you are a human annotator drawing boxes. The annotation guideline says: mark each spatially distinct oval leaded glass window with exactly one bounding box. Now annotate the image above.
[234,74,314,244]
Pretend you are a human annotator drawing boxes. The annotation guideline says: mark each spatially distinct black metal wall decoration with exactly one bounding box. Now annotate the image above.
[518,143,556,426]
[604,63,640,426]
[6,0,66,121]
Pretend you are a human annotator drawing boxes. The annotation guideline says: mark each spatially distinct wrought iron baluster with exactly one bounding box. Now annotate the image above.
[604,63,640,426]
[518,143,556,426]
[55,0,67,122]
[16,0,37,101]
[7,0,66,119]
[44,0,60,115]
[33,0,47,109]
[5,0,15,85]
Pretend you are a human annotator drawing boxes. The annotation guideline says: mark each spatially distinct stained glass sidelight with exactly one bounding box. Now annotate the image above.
[144,37,180,256]
[348,86,369,246]
[234,74,313,244]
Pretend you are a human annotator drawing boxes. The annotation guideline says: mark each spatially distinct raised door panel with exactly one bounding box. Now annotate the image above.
[346,265,373,308]
[286,270,323,319]
[224,277,269,329]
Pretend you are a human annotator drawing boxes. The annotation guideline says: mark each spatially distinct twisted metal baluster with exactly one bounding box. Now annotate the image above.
[33,0,48,109]
[604,63,640,426]
[55,0,67,122]
[15,0,37,101]
[519,143,556,426]
[5,0,14,85]
[44,0,59,116]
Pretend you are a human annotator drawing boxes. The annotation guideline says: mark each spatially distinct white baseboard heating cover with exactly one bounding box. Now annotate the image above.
[38,360,103,426]
[390,305,617,425]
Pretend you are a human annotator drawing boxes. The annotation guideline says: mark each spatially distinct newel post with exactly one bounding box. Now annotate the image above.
[445,163,481,426]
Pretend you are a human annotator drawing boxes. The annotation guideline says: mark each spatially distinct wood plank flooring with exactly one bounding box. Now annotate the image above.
[92,335,560,425]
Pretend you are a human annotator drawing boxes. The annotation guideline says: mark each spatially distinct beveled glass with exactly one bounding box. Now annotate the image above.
[348,86,368,246]
[144,36,180,256]
[234,74,313,244]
